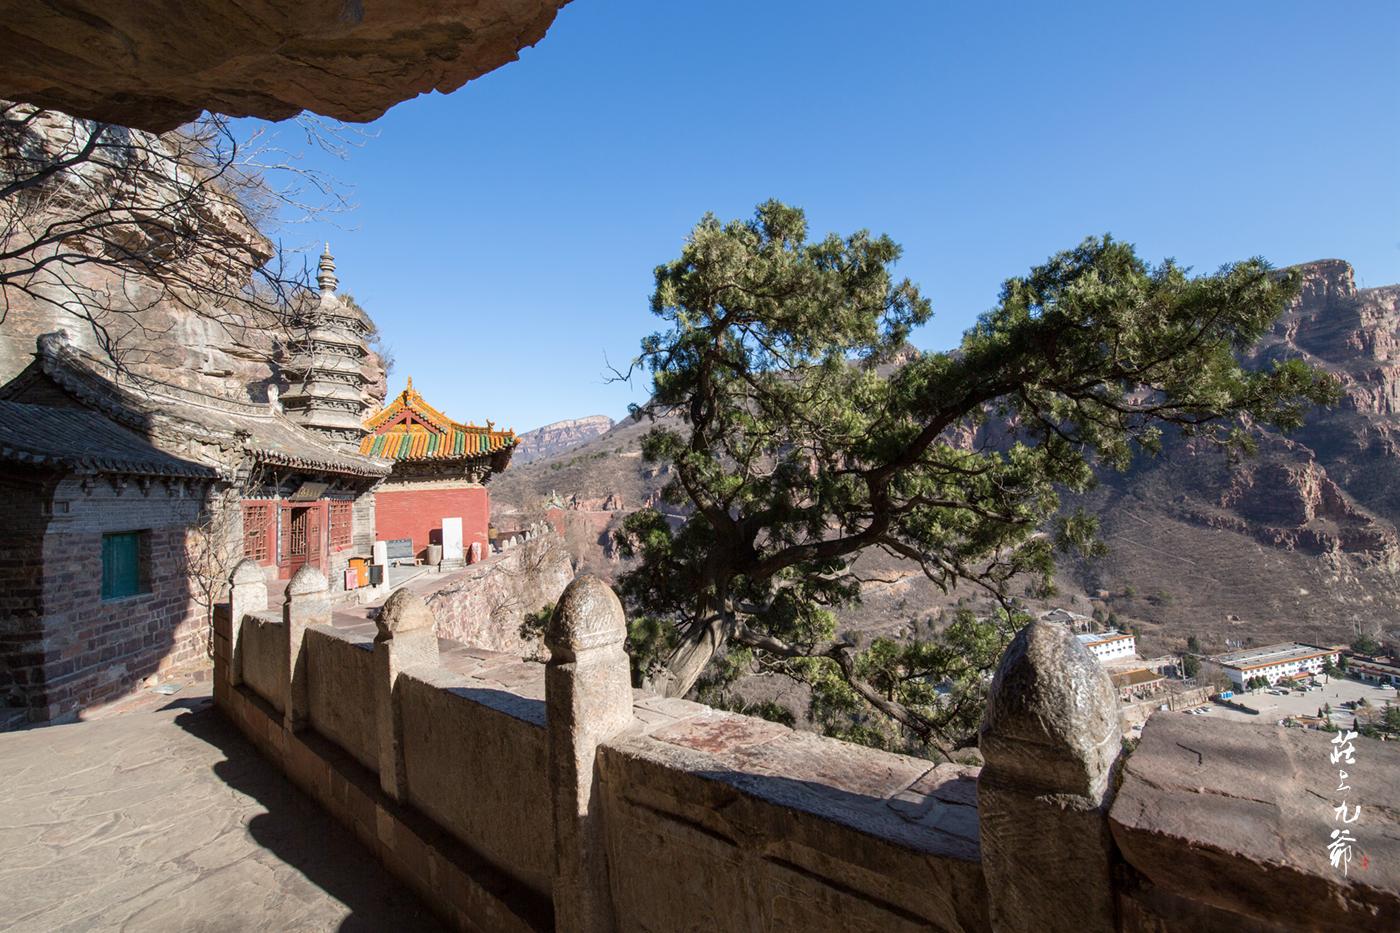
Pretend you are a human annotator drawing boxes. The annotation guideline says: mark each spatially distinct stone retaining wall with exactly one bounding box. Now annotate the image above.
[1119,684,1213,729]
[213,563,1399,932]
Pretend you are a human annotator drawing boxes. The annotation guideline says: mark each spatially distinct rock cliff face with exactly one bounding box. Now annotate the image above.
[1049,259,1400,644]
[1149,260,1400,556]
[0,0,574,132]
[0,107,387,411]
[514,415,614,464]
[494,259,1400,650]
[1273,260,1400,416]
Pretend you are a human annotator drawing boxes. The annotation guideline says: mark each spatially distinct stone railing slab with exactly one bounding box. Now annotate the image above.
[397,668,552,896]
[305,625,378,772]
[597,726,986,932]
[1111,713,1400,930]
[239,609,286,713]
[616,706,982,862]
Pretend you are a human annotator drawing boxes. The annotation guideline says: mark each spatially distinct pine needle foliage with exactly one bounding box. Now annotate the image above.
[616,200,1338,759]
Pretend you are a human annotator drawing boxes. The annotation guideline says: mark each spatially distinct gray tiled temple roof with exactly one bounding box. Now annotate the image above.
[0,400,217,478]
[15,332,391,479]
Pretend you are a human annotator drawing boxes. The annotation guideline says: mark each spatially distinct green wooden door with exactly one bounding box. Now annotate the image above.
[101,532,142,600]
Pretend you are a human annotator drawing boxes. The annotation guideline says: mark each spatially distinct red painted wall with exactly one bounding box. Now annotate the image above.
[375,486,490,562]
[546,506,566,537]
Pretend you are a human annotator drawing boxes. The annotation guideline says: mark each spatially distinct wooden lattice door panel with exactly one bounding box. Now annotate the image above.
[279,503,307,573]
[306,507,322,567]
[329,500,354,550]
[278,501,327,577]
[242,501,274,563]
[279,504,290,565]
[289,507,310,558]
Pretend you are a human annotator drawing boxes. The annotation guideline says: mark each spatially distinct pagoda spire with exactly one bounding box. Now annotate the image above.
[317,243,338,295]
[279,241,369,447]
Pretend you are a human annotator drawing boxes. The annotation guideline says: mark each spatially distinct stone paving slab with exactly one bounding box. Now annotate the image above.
[0,685,444,932]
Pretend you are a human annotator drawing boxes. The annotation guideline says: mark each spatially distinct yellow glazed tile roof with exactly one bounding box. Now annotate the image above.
[359,377,515,461]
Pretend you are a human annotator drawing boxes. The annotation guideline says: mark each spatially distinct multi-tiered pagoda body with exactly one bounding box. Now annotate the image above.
[279,246,372,447]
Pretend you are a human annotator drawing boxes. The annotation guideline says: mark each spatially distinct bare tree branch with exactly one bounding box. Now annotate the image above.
[1,102,363,372]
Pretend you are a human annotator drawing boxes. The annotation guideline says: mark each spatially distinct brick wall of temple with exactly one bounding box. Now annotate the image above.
[375,484,490,562]
[27,476,209,723]
[319,490,378,593]
[0,470,60,727]
[321,497,360,593]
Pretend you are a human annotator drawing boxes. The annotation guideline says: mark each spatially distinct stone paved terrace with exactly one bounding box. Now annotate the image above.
[0,684,445,932]
[10,572,1395,933]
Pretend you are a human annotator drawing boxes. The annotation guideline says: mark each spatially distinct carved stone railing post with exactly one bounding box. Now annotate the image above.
[227,558,267,687]
[283,565,330,732]
[373,588,439,800]
[978,621,1123,933]
[545,576,634,933]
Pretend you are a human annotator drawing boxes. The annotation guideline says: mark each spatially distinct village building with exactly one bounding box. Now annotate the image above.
[1038,607,1096,633]
[1076,629,1137,663]
[360,379,516,565]
[1348,652,1400,686]
[1110,667,1165,702]
[1208,642,1339,688]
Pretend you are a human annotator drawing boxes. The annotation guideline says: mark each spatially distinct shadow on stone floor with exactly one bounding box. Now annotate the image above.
[169,697,447,932]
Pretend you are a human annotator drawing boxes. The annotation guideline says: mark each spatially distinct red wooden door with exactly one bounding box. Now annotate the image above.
[279,501,327,578]
[279,504,308,575]
[306,504,323,569]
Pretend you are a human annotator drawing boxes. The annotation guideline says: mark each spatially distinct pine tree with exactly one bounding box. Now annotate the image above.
[616,201,1338,758]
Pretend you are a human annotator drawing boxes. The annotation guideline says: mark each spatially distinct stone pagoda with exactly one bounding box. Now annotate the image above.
[279,245,373,447]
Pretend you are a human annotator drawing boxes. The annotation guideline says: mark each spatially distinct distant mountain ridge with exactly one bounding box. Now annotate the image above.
[493,259,1400,655]
[513,415,614,464]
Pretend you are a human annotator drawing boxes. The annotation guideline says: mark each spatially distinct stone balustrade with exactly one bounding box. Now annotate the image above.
[211,562,1399,932]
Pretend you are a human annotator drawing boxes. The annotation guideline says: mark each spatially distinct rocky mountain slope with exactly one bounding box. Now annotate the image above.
[1057,260,1400,650]
[513,415,614,464]
[492,259,1400,656]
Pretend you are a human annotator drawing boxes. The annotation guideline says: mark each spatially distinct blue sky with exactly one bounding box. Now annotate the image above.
[260,0,1399,432]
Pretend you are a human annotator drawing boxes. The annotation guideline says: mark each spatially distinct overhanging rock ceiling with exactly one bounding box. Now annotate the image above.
[0,0,573,131]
